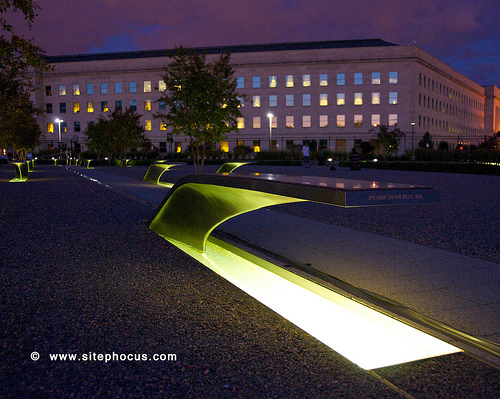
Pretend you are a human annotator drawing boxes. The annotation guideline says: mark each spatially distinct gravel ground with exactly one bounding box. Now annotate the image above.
[1,165,399,398]
[1,164,498,398]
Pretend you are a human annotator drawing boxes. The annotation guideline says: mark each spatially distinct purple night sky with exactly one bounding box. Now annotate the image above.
[8,0,499,86]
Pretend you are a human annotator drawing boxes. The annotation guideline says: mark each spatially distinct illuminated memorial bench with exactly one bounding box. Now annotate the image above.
[149,173,440,252]
[10,161,29,182]
[148,173,462,370]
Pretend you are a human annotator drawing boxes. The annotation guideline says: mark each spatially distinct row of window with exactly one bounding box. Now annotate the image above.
[238,114,397,129]
[46,100,166,114]
[237,72,398,88]
[252,92,398,107]
[419,93,482,124]
[418,73,483,111]
[47,114,398,134]
[418,115,482,136]
[46,81,166,97]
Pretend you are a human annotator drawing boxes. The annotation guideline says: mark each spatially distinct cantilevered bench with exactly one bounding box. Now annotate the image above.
[215,162,255,174]
[149,173,439,252]
[143,162,181,186]
[10,161,29,183]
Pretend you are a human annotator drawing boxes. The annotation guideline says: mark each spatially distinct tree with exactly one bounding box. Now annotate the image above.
[0,0,50,158]
[84,108,150,165]
[155,46,245,172]
[419,131,434,149]
[371,124,405,160]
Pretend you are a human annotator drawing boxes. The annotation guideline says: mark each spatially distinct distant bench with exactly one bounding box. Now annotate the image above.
[143,161,254,187]
[149,173,439,252]
[10,161,30,182]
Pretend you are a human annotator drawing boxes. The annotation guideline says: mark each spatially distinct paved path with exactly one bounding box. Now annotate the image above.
[75,164,499,349]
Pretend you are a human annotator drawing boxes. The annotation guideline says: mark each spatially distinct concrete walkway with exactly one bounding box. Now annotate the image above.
[71,165,500,356]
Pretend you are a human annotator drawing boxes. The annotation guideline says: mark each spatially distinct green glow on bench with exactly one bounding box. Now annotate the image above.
[143,163,178,185]
[216,162,253,174]
[150,183,306,251]
[164,236,461,370]
[10,161,29,182]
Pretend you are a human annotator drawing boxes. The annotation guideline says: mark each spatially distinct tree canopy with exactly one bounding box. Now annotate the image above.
[372,124,405,159]
[155,46,245,172]
[84,108,151,164]
[0,0,50,158]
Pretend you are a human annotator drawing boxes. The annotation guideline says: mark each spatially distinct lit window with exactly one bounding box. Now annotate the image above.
[59,85,66,96]
[253,117,261,129]
[319,74,328,86]
[286,116,294,128]
[115,82,122,93]
[269,95,277,107]
[220,141,229,152]
[73,102,80,113]
[286,95,294,107]
[389,72,398,84]
[389,92,398,104]
[337,93,345,105]
[253,141,261,153]
[115,100,122,111]
[319,115,328,127]
[337,115,345,127]
[73,85,80,95]
[100,83,108,94]
[302,94,311,106]
[145,120,152,130]
[253,96,261,107]
[87,102,94,113]
[159,80,166,91]
[337,73,345,85]
[372,72,380,85]
[354,93,363,105]
[372,114,380,126]
[160,123,167,130]
[46,86,52,96]
[101,101,108,112]
[237,96,244,108]
[286,75,294,87]
[145,100,151,111]
[59,103,66,113]
[144,81,151,93]
[302,115,311,128]
[47,122,54,133]
[269,75,277,88]
[130,100,137,110]
[389,114,398,126]
[354,115,363,127]
[319,93,328,106]
[46,103,52,114]
[253,76,260,88]
[237,117,245,129]
[129,82,136,93]
[302,75,311,87]
[354,73,363,85]
[372,92,380,105]
[236,77,244,89]
[86,84,93,95]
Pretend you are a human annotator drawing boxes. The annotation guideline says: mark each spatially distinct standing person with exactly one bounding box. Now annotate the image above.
[349,147,361,170]
[302,142,310,167]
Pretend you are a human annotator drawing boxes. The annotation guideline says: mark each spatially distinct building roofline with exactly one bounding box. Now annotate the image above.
[44,39,398,63]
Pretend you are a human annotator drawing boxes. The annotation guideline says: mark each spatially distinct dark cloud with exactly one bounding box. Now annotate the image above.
[10,0,499,85]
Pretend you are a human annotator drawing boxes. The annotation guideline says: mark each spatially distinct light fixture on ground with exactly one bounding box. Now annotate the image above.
[55,118,64,147]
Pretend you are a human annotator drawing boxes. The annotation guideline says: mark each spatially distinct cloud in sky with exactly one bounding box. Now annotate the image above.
[9,0,499,85]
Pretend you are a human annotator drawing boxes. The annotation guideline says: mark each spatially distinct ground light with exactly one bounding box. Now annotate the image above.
[162,235,461,370]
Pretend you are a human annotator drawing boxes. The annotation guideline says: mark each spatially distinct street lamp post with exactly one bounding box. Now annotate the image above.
[411,122,415,151]
[55,118,64,146]
[267,113,274,151]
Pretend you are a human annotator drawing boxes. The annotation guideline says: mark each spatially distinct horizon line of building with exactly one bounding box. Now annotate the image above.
[29,38,500,155]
